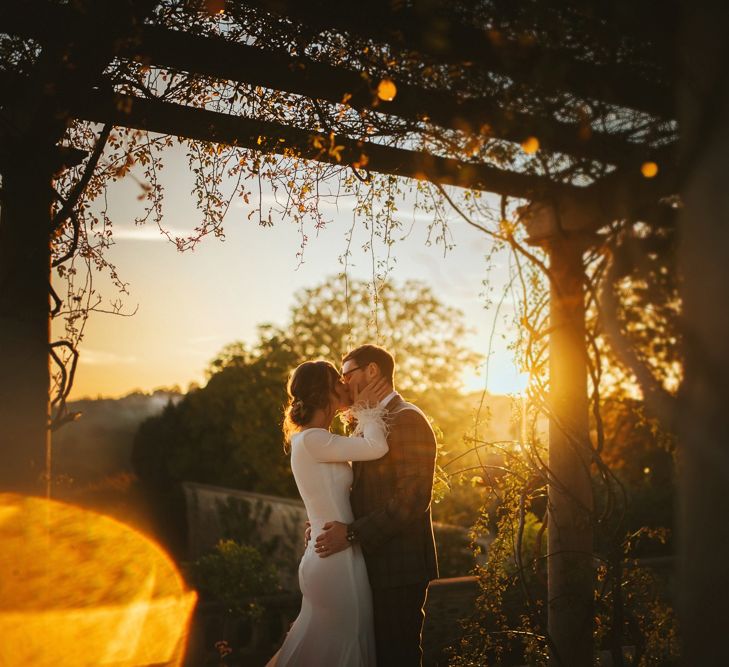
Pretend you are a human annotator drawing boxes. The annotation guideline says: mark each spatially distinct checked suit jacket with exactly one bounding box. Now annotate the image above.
[350,393,439,589]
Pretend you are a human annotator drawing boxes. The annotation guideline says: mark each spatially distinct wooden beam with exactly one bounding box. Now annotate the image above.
[5,10,667,167]
[241,0,675,119]
[73,91,583,200]
[126,26,657,167]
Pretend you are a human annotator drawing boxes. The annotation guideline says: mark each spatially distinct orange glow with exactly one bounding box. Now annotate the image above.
[465,136,483,157]
[641,161,659,178]
[521,136,540,154]
[377,79,397,102]
[487,29,503,46]
[204,0,225,14]
[578,123,592,141]
[352,152,369,169]
[0,494,197,666]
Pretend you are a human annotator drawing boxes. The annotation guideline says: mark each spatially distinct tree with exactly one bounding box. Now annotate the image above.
[284,275,482,396]
[132,275,482,555]
[133,329,299,497]
[131,329,298,553]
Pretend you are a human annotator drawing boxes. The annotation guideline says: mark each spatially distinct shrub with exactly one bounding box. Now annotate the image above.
[192,540,280,619]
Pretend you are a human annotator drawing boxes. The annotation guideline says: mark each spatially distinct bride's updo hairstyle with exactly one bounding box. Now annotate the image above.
[283,360,341,450]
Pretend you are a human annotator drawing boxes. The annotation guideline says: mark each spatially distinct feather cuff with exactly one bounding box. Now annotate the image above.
[346,404,390,437]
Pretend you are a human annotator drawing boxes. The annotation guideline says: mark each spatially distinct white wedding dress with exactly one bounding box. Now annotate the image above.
[272,409,389,667]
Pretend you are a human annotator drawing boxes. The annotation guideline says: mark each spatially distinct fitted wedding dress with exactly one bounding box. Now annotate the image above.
[272,409,389,667]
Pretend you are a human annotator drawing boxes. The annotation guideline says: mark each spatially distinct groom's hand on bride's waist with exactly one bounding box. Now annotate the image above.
[315,521,350,558]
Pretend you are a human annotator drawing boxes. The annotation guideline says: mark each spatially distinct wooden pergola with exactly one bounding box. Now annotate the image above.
[4,0,727,663]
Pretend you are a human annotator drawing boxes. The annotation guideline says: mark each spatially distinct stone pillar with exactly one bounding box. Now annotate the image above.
[521,202,595,665]
[546,236,593,666]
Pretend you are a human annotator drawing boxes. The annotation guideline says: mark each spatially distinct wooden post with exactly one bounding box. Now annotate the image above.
[546,236,593,665]
[677,2,729,661]
[522,202,595,665]
[0,145,55,492]
[0,0,155,494]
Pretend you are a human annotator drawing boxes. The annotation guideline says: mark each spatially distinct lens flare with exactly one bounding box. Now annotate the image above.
[0,493,197,666]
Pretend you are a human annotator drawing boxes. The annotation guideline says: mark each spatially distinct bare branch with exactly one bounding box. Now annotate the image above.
[52,123,112,231]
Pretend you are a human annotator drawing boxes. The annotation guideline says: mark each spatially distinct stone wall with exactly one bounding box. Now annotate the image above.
[183,482,481,664]
[183,482,308,590]
[423,576,479,665]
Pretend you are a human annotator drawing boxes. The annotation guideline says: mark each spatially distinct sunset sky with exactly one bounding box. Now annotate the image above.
[55,144,526,401]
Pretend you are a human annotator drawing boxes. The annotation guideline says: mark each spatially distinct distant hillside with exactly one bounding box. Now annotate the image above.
[52,390,182,484]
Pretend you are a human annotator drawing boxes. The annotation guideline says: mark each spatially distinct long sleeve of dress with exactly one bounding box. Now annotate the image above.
[301,407,389,463]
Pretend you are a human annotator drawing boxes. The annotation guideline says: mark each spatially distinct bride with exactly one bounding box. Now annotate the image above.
[266,359,390,667]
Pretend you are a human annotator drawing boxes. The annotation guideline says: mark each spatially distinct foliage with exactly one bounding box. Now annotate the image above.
[432,524,479,579]
[133,275,481,505]
[215,495,302,572]
[279,275,482,396]
[132,328,300,496]
[216,496,278,555]
[192,539,280,619]
[593,528,678,667]
[600,219,682,398]
[449,452,550,666]
[437,186,680,664]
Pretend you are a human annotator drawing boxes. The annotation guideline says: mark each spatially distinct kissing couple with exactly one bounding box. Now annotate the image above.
[266,344,439,667]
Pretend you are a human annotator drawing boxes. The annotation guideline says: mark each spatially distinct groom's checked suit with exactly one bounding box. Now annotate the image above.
[350,392,439,666]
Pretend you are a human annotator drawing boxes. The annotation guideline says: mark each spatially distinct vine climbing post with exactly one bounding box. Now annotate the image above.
[522,201,595,664]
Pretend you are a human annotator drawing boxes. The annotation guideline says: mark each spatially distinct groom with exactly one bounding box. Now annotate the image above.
[315,344,439,666]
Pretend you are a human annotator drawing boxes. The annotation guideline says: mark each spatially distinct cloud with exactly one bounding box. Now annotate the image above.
[80,349,138,365]
[112,225,192,242]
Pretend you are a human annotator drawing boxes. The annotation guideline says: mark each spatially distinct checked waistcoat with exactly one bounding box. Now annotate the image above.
[350,393,439,589]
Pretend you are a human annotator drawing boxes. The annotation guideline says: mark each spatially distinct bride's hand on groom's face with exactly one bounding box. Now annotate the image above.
[353,377,389,408]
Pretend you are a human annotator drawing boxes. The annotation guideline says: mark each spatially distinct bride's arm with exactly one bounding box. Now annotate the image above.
[301,409,388,462]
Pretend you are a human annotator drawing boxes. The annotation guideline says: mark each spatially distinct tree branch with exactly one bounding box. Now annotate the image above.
[599,246,678,428]
[52,123,112,231]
